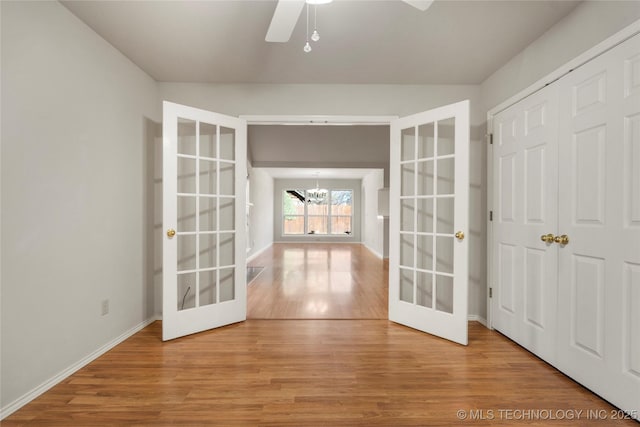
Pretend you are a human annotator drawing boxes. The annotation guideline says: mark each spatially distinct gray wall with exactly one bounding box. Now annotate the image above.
[160,83,485,126]
[1,0,159,411]
[249,125,389,170]
[481,0,640,111]
[361,170,386,259]
[247,165,275,259]
[3,0,638,416]
[274,179,361,243]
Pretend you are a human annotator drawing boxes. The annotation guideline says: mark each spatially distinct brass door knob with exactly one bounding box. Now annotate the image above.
[540,233,555,243]
[455,231,465,241]
[554,234,569,245]
[167,228,176,238]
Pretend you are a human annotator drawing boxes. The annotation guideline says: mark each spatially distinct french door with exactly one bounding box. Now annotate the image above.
[162,101,247,341]
[389,100,470,345]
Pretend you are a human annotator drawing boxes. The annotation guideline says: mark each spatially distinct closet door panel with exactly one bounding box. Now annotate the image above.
[557,33,640,416]
[492,84,559,361]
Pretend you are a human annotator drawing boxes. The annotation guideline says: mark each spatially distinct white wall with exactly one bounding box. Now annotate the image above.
[481,1,640,111]
[247,165,274,259]
[274,179,361,243]
[361,170,385,259]
[1,0,159,413]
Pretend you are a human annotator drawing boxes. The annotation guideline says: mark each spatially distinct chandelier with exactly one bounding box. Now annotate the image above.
[307,174,328,204]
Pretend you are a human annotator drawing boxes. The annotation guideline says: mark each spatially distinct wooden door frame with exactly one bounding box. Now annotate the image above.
[485,20,640,330]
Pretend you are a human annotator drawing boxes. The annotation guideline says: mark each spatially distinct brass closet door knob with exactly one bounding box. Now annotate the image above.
[455,231,465,240]
[167,228,176,238]
[554,234,569,245]
[541,233,555,243]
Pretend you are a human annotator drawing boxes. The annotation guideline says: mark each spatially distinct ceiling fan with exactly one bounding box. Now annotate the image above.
[265,0,435,43]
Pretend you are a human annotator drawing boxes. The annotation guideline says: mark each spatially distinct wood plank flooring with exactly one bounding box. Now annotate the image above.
[4,321,635,426]
[5,243,635,425]
[247,243,388,319]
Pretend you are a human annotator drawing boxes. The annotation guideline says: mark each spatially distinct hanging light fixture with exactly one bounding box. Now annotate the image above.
[307,173,328,204]
[311,6,320,42]
[303,3,312,53]
[303,0,331,52]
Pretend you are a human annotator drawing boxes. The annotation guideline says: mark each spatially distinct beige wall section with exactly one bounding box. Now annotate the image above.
[1,0,159,411]
[481,1,640,111]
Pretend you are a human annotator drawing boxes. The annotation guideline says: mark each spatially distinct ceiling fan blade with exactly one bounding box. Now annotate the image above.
[402,0,434,12]
[265,0,306,42]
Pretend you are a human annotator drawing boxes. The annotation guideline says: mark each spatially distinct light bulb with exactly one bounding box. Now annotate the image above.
[311,30,320,42]
[303,41,312,53]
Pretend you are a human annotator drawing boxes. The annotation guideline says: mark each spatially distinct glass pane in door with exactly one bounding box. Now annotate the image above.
[418,122,435,159]
[437,118,455,156]
[199,270,217,307]
[176,119,238,309]
[200,122,217,158]
[177,272,196,311]
[177,118,196,156]
[396,117,459,312]
[219,268,235,302]
[401,127,416,161]
[219,127,235,161]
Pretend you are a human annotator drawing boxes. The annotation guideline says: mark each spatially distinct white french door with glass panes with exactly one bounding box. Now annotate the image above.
[163,101,247,341]
[389,100,469,345]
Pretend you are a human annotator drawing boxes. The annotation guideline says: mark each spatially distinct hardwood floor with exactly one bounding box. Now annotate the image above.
[6,244,634,425]
[247,243,388,319]
[5,321,635,426]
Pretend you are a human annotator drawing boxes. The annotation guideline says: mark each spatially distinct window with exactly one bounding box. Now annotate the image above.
[330,190,352,235]
[282,189,353,236]
[283,190,305,234]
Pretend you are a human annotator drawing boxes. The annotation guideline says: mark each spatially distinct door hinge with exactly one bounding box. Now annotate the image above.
[489,287,493,298]
[487,133,493,145]
[489,210,493,221]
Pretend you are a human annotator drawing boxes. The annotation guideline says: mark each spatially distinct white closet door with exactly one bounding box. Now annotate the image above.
[492,84,559,361]
[556,34,640,415]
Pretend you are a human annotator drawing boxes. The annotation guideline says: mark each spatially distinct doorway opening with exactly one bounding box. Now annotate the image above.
[244,121,391,320]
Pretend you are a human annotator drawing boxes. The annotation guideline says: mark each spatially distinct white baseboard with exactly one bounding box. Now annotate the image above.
[0,316,156,420]
[247,243,273,263]
[363,243,384,260]
[468,315,488,327]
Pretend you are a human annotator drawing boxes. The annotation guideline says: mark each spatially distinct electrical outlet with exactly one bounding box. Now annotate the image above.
[101,299,109,316]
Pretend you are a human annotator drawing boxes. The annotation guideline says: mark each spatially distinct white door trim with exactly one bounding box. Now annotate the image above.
[240,115,398,126]
[485,18,640,329]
